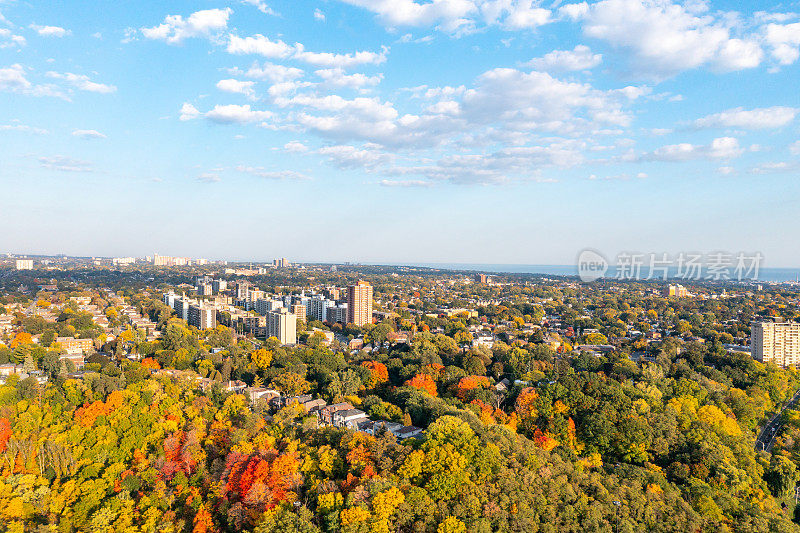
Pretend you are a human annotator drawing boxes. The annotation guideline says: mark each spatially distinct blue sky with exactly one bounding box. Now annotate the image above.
[1,0,800,266]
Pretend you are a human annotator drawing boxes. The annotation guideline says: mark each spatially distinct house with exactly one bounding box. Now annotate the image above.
[394,425,424,440]
[495,378,510,392]
[245,387,280,404]
[281,394,313,408]
[224,380,247,393]
[332,409,368,429]
[302,398,327,415]
[321,402,354,425]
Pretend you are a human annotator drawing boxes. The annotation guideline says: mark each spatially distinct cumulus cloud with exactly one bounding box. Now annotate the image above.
[46,71,116,93]
[72,129,107,139]
[763,22,800,66]
[235,165,310,180]
[0,122,49,134]
[0,28,25,48]
[39,155,92,172]
[227,34,295,58]
[284,141,309,152]
[379,179,433,187]
[231,61,304,83]
[749,161,799,174]
[142,8,232,44]
[205,104,273,124]
[314,9,326,21]
[30,24,71,37]
[179,102,201,121]
[197,172,221,183]
[179,102,272,124]
[318,144,394,169]
[216,78,257,99]
[338,0,554,33]
[693,106,798,130]
[0,64,68,99]
[315,68,382,88]
[293,44,389,68]
[240,0,277,15]
[644,137,743,161]
[567,0,763,78]
[525,45,602,71]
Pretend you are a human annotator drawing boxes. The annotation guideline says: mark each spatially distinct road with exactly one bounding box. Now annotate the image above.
[755,388,800,452]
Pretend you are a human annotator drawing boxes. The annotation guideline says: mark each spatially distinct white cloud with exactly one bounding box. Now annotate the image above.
[72,129,107,139]
[205,104,273,124]
[292,44,388,68]
[30,24,71,37]
[717,166,735,175]
[645,136,743,161]
[197,172,221,183]
[142,8,232,44]
[764,22,800,66]
[0,122,48,134]
[572,0,763,78]
[39,155,92,172]
[525,45,601,71]
[179,102,201,121]
[318,144,393,169]
[227,34,295,58]
[379,179,433,187]
[460,68,633,130]
[241,0,277,15]
[790,140,800,155]
[232,61,304,82]
[338,0,553,33]
[0,64,30,92]
[339,0,477,33]
[315,9,326,21]
[236,165,310,179]
[284,141,309,152]
[0,64,68,99]
[694,106,798,130]
[216,78,257,99]
[46,71,116,93]
[749,161,799,174]
[0,28,25,48]
[315,68,382,88]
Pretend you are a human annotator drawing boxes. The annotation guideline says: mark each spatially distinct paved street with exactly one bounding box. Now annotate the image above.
[755,388,800,452]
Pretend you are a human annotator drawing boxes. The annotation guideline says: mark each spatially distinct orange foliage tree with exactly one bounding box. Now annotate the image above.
[141,358,161,370]
[456,375,491,401]
[361,361,389,388]
[405,373,437,396]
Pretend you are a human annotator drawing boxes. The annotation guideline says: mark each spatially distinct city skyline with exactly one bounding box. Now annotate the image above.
[3,1,800,265]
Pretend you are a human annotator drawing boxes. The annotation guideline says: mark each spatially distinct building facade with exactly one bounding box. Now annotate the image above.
[347,281,373,326]
[266,307,297,345]
[752,321,800,368]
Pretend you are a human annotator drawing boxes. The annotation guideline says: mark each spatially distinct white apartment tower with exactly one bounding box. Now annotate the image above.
[266,307,297,345]
[752,321,800,368]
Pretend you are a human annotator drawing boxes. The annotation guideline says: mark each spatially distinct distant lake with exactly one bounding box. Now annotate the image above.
[390,263,800,283]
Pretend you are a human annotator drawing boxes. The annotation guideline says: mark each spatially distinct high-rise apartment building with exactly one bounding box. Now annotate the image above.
[665,284,689,297]
[327,304,348,324]
[752,320,800,368]
[347,281,373,326]
[290,304,307,322]
[188,302,216,329]
[15,259,33,270]
[309,296,335,322]
[266,307,297,345]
